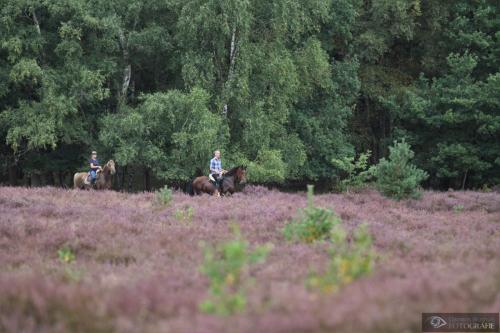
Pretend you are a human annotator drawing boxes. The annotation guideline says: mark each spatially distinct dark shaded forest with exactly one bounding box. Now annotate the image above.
[1,0,499,191]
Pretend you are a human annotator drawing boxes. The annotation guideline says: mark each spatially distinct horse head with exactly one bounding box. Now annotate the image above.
[235,165,247,184]
[105,160,116,175]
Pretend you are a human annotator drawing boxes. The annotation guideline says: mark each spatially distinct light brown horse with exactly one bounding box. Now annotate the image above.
[73,160,116,190]
[190,165,247,196]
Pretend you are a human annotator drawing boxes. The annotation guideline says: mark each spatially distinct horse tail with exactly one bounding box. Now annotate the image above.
[73,173,80,189]
[186,180,195,196]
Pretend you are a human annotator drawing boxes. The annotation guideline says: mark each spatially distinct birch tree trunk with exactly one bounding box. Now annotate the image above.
[223,26,238,117]
[118,30,131,108]
[32,10,41,35]
[228,26,237,82]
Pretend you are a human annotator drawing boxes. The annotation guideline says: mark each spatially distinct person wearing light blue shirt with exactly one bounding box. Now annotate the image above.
[209,150,226,191]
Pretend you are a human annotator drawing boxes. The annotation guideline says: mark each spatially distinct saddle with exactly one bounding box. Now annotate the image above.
[84,170,101,185]
[209,173,226,187]
[84,173,91,185]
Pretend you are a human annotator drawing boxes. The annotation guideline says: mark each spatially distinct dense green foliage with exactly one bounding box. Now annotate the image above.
[371,140,428,200]
[332,150,372,192]
[0,0,498,189]
[385,53,500,189]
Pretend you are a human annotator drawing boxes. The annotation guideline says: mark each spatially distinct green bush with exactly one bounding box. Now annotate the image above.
[452,204,464,213]
[283,186,376,293]
[308,224,375,294]
[199,226,272,315]
[58,246,76,263]
[246,149,286,183]
[370,140,428,200]
[332,150,372,192]
[57,246,83,282]
[284,185,341,243]
[175,206,194,224]
[155,185,173,205]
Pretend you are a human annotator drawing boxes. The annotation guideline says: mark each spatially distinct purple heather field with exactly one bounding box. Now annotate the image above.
[0,185,499,333]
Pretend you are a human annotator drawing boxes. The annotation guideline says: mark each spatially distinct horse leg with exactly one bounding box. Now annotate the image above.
[212,185,220,197]
[192,180,200,195]
[203,183,215,196]
[205,184,215,196]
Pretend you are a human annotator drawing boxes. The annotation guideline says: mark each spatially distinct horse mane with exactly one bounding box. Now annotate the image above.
[102,161,110,173]
[101,160,115,175]
[224,165,243,177]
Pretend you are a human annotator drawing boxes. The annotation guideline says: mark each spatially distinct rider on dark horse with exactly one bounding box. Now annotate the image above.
[89,151,102,185]
[209,150,227,196]
[190,153,246,196]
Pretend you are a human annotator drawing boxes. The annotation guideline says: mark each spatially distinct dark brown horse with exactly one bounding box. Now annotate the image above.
[190,165,247,196]
[73,160,116,190]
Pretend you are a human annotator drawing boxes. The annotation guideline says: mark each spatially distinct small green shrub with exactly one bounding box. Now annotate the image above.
[58,246,76,263]
[156,185,173,205]
[452,204,464,213]
[199,226,272,315]
[370,139,428,200]
[332,151,372,192]
[57,246,84,282]
[175,206,194,224]
[282,186,376,293]
[308,224,375,294]
[284,185,340,243]
[480,184,492,193]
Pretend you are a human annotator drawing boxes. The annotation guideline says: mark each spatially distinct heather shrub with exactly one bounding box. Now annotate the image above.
[332,151,372,192]
[96,250,136,266]
[241,185,272,196]
[62,266,85,283]
[175,205,194,224]
[199,226,272,315]
[284,185,340,243]
[370,140,428,200]
[308,224,375,293]
[156,185,173,205]
[0,185,499,332]
[0,279,113,333]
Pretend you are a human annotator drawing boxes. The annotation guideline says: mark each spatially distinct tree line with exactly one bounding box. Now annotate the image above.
[0,0,499,190]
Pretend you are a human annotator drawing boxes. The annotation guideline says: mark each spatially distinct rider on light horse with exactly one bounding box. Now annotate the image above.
[88,151,102,185]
